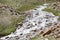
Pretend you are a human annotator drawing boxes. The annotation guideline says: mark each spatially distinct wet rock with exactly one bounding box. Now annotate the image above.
[43,27,52,36]
[18,23,23,26]
[5,37,9,39]
[20,33,23,35]
[35,13,39,15]
[32,30,37,32]
[34,9,37,10]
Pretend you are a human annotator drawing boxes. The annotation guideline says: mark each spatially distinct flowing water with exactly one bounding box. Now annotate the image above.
[0,4,59,40]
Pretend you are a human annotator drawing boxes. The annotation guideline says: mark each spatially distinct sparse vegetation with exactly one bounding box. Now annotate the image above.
[58,17,60,21]
[43,8,60,16]
[31,34,41,40]
[0,4,25,36]
[0,0,44,12]
[0,0,56,12]
[0,16,25,36]
[17,3,42,12]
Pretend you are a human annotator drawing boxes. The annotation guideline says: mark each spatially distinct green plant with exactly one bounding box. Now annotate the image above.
[58,17,60,21]
[0,16,25,36]
[43,8,59,16]
[31,34,41,40]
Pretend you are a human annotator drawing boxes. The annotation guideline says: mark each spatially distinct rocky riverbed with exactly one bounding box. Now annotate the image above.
[0,4,59,40]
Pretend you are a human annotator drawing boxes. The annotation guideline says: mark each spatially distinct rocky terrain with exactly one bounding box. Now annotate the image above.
[0,4,59,40]
[0,0,60,40]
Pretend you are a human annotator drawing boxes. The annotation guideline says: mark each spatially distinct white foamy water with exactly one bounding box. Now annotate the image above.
[0,4,59,40]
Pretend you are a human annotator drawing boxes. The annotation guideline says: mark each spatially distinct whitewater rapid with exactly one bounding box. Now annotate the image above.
[0,4,59,40]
